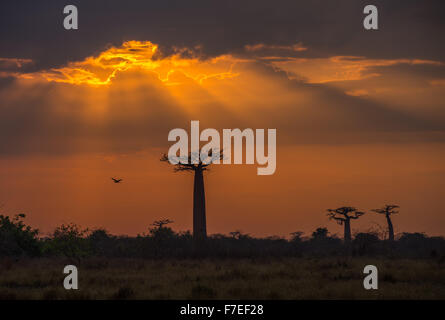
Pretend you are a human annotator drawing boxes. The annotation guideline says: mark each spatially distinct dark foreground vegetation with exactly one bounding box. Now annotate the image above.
[0,257,444,299]
[1,214,445,260]
[1,214,445,300]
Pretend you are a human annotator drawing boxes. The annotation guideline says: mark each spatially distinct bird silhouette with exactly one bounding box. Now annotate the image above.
[111,177,123,183]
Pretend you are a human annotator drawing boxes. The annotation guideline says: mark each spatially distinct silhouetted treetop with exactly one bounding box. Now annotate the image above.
[327,207,365,225]
[151,219,174,229]
[372,204,399,216]
[160,150,223,172]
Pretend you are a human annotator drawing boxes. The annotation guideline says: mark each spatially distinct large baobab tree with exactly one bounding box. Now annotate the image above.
[161,150,222,241]
[372,204,399,241]
[327,206,365,243]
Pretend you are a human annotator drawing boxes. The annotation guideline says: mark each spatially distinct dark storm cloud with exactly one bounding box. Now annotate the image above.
[0,0,444,73]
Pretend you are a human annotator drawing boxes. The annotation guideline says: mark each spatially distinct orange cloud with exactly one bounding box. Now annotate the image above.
[430,79,445,87]
[271,56,444,83]
[245,42,307,52]
[0,57,33,69]
[0,57,33,78]
[345,89,369,97]
[20,41,242,86]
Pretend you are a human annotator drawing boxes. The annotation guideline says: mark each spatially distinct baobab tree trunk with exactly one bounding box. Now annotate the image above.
[193,168,207,241]
[344,218,351,243]
[386,214,394,241]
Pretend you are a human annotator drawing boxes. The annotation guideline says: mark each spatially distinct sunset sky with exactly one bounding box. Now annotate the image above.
[0,1,444,238]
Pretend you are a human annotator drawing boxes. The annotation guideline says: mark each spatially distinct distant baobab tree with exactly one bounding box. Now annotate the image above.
[161,150,223,241]
[372,204,399,241]
[151,219,174,229]
[327,206,365,243]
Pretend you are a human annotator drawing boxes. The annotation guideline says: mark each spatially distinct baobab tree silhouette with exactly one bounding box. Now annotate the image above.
[161,150,223,241]
[151,219,174,230]
[327,206,365,243]
[372,204,399,242]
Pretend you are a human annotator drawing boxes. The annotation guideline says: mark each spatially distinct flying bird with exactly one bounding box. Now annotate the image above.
[111,177,123,183]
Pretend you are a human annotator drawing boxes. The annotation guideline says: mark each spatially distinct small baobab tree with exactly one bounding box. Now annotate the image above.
[151,219,174,230]
[327,206,365,243]
[161,150,222,241]
[371,204,399,241]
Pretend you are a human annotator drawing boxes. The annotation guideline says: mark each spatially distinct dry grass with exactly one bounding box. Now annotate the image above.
[0,257,444,299]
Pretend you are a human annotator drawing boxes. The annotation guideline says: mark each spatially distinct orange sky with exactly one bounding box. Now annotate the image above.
[0,41,444,237]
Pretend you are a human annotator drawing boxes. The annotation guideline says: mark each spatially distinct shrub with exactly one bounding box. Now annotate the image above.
[42,224,91,258]
[0,214,40,257]
[353,232,380,255]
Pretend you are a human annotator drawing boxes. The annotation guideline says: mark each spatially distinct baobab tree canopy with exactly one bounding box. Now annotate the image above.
[160,150,223,172]
[326,207,365,224]
[151,219,174,229]
[372,205,399,216]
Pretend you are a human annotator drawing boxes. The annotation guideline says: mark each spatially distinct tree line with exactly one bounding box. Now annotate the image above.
[1,213,444,260]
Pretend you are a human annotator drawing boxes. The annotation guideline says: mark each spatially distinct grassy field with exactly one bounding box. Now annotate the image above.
[0,257,444,300]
